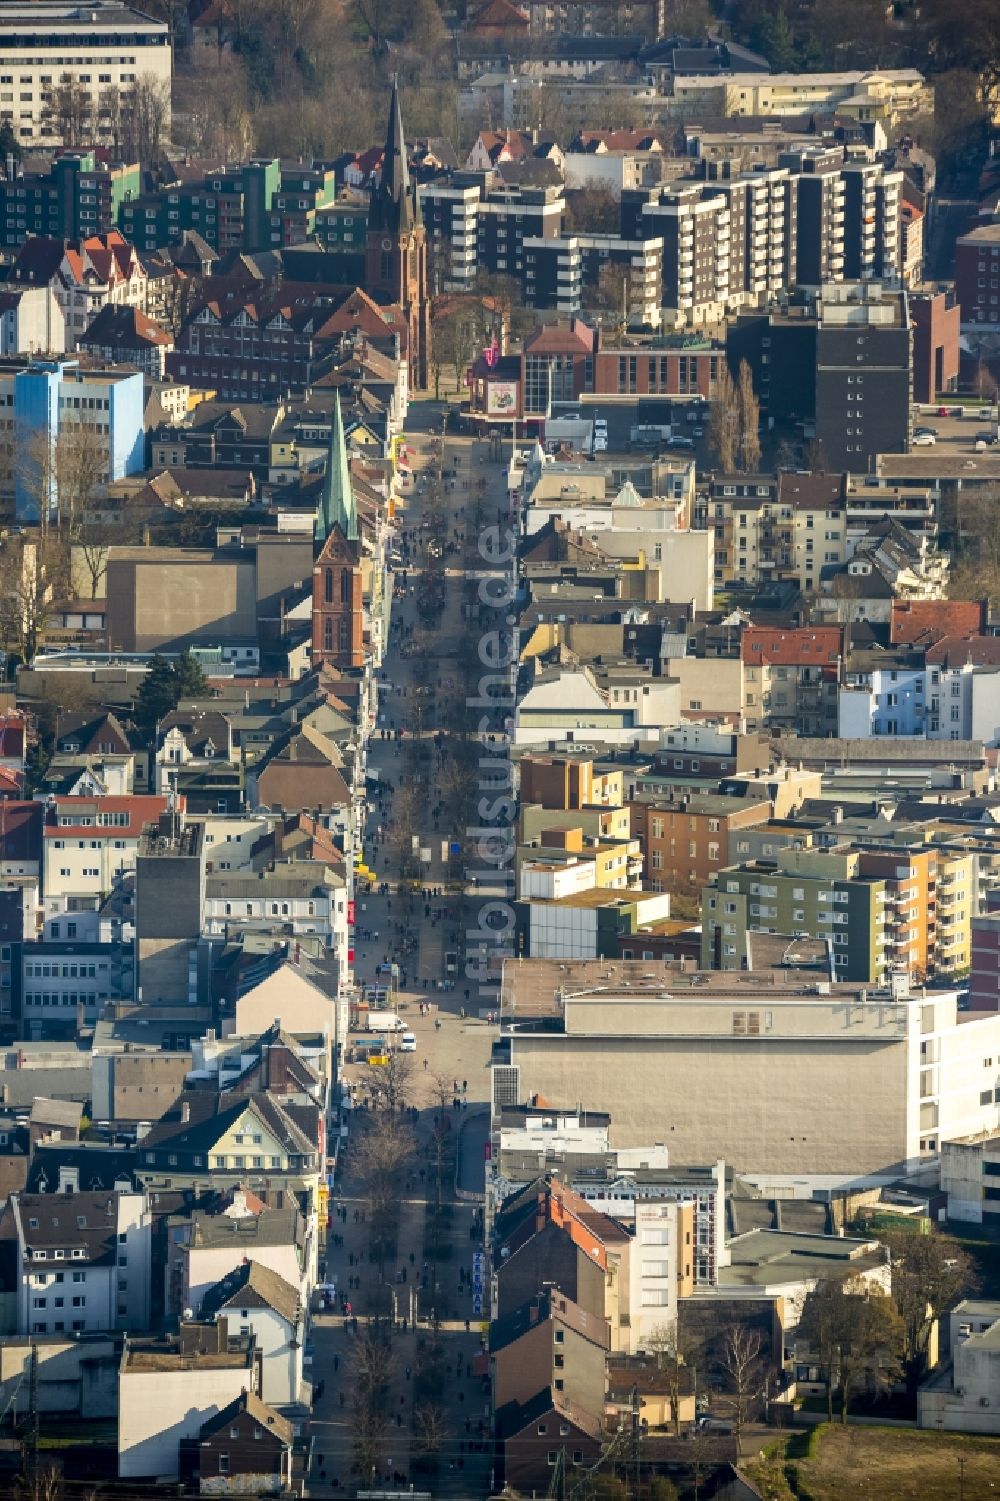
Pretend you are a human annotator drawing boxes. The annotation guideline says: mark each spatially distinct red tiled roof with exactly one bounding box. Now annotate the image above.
[890,598,987,645]
[741,625,844,666]
[925,635,1000,669]
[523,318,596,356]
[43,794,174,838]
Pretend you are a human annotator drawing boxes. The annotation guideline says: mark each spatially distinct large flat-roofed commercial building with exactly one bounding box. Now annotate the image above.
[0,3,170,148]
[493,959,1000,1181]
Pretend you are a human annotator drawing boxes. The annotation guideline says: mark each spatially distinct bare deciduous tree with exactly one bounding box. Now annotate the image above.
[718,1323,763,1455]
[413,1402,451,1455]
[798,1281,904,1424]
[53,74,91,147]
[124,75,170,163]
[361,1048,414,1112]
[0,538,70,664]
[708,364,740,473]
[737,359,761,473]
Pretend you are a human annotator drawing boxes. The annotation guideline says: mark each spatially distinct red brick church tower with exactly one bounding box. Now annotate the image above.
[312,392,364,669]
[365,77,431,390]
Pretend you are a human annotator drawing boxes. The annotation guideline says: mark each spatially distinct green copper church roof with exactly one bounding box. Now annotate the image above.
[315,391,358,544]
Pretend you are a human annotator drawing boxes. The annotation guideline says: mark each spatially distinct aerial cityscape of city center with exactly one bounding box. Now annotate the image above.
[0,0,998,1496]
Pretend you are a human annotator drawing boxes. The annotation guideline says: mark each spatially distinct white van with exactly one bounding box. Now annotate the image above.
[400,1031,417,1052]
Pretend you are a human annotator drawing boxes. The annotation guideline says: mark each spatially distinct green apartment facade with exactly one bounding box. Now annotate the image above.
[702,847,887,982]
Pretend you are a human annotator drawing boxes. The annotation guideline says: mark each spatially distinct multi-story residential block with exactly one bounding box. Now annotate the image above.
[741,625,843,735]
[2,356,144,519]
[779,146,846,287]
[41,794,171,914]
[3,1187,150,1336]
[900,201,923,285]
[729,283,912,474]
[841,159,903,282]
[707,471,847,590]
[474,179,563,272]
[671,67,931,126]
[0,2,170,148]
[955,223,1000,330]
[643,184,736,327]
[909,290,960,404]
[702,846,887,981]
[493,957,1000,1175]
[704,842,973,982]
[971,914,1000,1013]
[630,792,771,897]
[201,1260,304,1407]
[120,159,336,255]
[0,152,139,247]
[520,233,664,322]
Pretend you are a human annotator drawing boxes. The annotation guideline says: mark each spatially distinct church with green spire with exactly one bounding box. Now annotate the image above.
[315,391,358,545]
[311,392,364,669]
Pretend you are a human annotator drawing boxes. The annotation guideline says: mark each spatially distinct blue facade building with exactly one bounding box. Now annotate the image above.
[12,358,144,522]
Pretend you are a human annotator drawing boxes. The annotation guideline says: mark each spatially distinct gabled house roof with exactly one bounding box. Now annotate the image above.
[78,302,173,354]
[199,1389,293,1447]
[496,1385,603,1442]
[7,1188,129,1267]
[141,1090,316,1160]
[157,708,233,757]
[56,709,134,757]
[201,1256,301,1325]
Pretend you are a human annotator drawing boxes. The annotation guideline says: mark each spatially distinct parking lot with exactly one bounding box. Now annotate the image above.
[912,405,999,452]
[560,397,1000,473]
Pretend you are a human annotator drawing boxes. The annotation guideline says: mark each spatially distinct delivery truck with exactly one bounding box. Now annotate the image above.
[366,1011,405,1033]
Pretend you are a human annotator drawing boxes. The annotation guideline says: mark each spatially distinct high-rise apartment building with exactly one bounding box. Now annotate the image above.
[0,2,170,148]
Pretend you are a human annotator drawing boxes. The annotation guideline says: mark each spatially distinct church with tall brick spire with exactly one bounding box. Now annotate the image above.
[365,78,431,390]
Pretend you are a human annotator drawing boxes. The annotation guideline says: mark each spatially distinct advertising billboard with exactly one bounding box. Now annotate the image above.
[487,381,518,416]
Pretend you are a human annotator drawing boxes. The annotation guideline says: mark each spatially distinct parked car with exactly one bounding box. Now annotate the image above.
[914,426,937,437]
[668,435,695,449]
[975,431,998,446]
[911,432,936,446]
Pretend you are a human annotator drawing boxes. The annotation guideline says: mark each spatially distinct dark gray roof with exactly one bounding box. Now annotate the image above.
[201,1256,301,1323]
